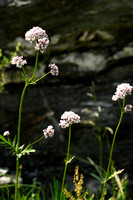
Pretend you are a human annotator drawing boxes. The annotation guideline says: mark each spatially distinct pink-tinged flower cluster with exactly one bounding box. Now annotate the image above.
[59,111,80,129]
[3,131,10,136]
[35,38,49,53]
[11,56,27,68]
[124,104,132,112]
[25,26,49,53]
[112,83,133,101]
[43,125,55,138]
[48,63,59,76]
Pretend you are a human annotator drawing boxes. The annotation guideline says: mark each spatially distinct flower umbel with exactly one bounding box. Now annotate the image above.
[3,131,10,136]
[11,56,27,68]
[25,26,49,53]
[43,125,55,138]
[112,83,133,101]
[48,63,59,76]
[59,111,80,128]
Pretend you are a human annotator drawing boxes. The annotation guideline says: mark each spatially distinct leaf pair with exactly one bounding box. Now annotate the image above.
[0,135,36,158]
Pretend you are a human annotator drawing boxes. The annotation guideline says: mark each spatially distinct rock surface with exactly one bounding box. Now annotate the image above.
[0,0,133,198]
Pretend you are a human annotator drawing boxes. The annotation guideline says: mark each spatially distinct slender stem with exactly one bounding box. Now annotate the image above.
[29,50,39,82]
[60,125,71,200]
[30,71,51,85]
[15,83,28,200]
[29,135,45,148]
[100,98,125,199]
[15,50,40,199]
[91,82,103,170]
[98,135,103,172]
[22,66,27,82]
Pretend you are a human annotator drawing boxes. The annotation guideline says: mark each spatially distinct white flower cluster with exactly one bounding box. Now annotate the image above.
[124,104,132,112]
[112,83,133,113]
[11,56,27,68]
[43,125,55,138]
[112,83,133,101]
[48,63,59,76]
[59,111,80,129]
[3,131,10,136]
[25,26,49,53]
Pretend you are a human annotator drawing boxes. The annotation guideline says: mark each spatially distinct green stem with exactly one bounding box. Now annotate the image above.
[22,66,27,82]
[29,135,45,148]
[29,50,39,82]
[100,98,125,199]
[15,83,28,200]
[98,135,103,172]
[30,71,51,85]
[60,125,71,200]
[15,50,40,200]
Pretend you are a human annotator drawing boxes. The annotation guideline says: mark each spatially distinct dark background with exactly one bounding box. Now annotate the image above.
[0,0,133,198]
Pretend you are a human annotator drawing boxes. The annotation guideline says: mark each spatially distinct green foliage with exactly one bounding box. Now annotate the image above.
[0,135,35,158]
[50,177,67,200]
[17,144,36,158]
[0,174,130,200]
[0,42,21,93]
[0,178,46,200]
[0,30,132,200]
[0,134,17,155]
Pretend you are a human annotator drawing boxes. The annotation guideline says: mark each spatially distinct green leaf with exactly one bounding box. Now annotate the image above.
[107,169,124,182]
[12,136,16,147]
[0,134,7,142]
[66,155,75,164]
[19,144,25,151]
[0,134,17,155]
[17,144,36,158]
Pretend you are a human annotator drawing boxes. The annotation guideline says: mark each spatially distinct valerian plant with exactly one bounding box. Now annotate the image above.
[0,26,59,200]
[0,26,132,200]
[101,83,133,199]
[59,111,80,200]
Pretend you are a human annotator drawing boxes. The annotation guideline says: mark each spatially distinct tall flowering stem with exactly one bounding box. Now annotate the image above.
[59,111,80,200]
[10,26,58,200]
[60,125,71,200]
[15,83,28,200]
[28,125,54,147]
[101,83,133,199]
[11,56,29,200]
[101,100,125,199]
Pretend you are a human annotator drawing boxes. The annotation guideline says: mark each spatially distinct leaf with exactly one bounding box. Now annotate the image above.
[19,144,25,151]
[65,155,75,164]
[87,157,104,178]
[67,155,75,164]
[17,144,36,158]
[0,135,7,142]
[105,126,114,135]
[12,136,16,147]
[90,172,103,183]
[106,169,124,197]
[107,169,124,181]
[0,134,17,155]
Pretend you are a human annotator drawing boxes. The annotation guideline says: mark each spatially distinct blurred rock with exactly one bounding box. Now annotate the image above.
[0,0,37,7]
[7,37,35,57]
[51,52,106,73]
[79,30,114,42]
